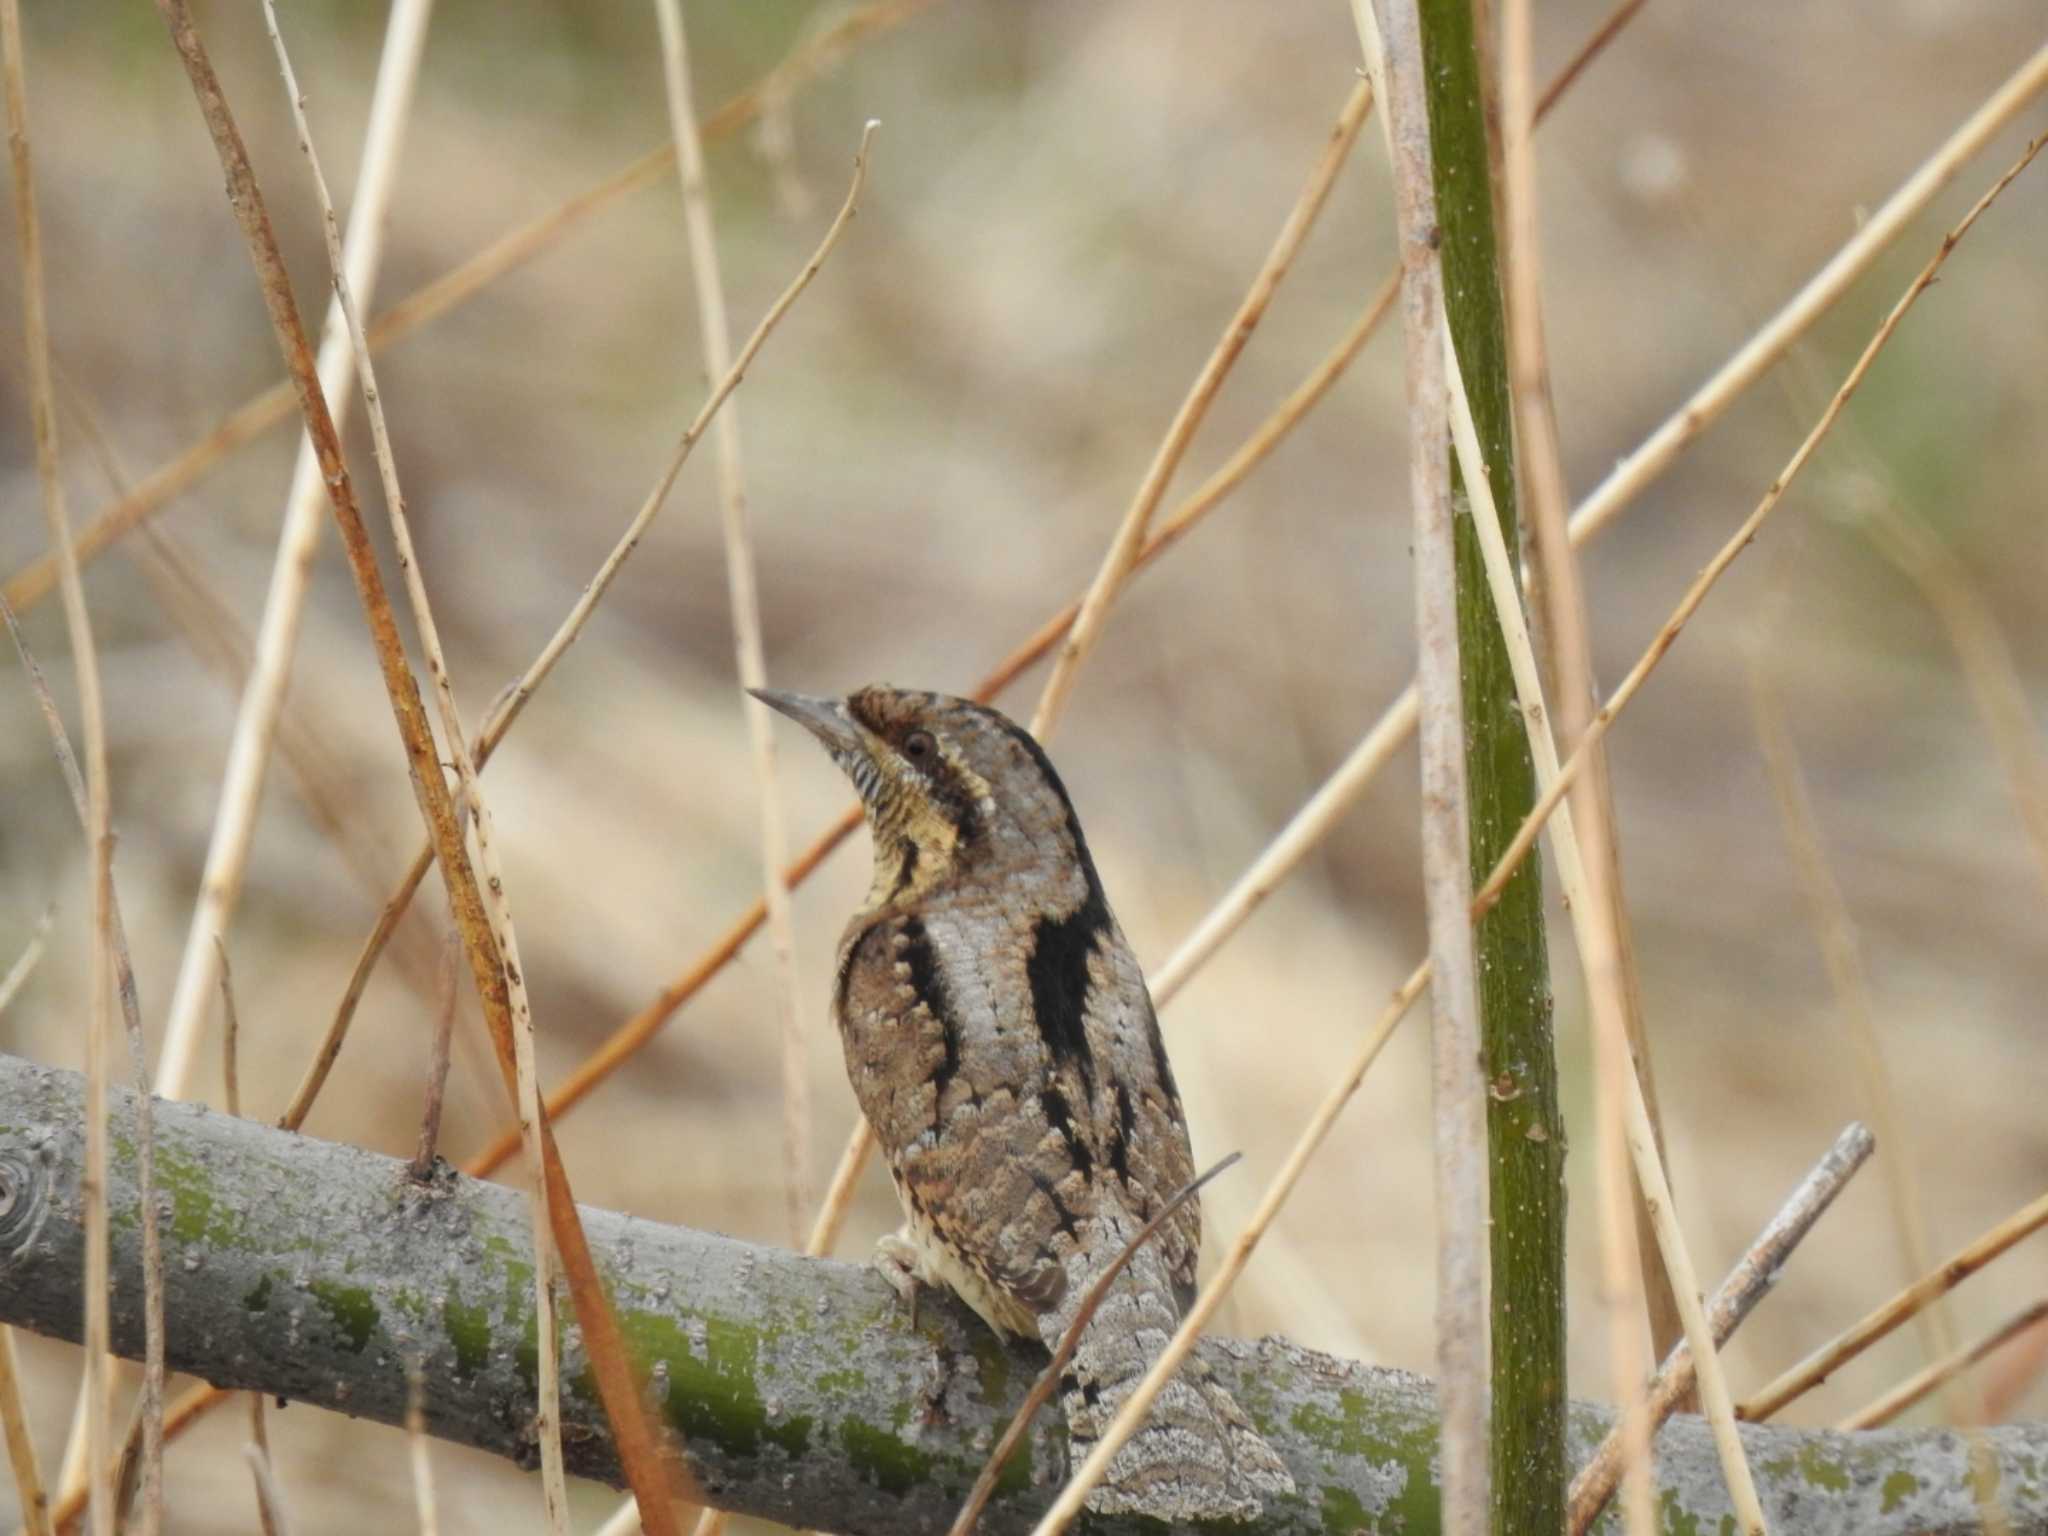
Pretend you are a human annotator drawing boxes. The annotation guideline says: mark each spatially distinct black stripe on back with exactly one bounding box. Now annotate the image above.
[900,918,961,1110]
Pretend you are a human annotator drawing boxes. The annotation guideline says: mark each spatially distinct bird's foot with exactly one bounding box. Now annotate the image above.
[874,1230,926,1329]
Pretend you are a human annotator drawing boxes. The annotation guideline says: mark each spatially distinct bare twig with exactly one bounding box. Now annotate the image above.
[1741,1189,2048,1422]
[1029,74,1375,740]
[948,1155,1241,1536]
[152,0,431,1111]
[221,931,278,1536]
[1844,1300,2048,1432]
[1359,2,1488,1528]
[1569,1123,1877,1534]
[0,905,55,1017]
[411,929,460,1182]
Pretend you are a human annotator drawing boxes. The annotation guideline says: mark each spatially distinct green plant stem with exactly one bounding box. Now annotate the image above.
[1417,3,1567,1532]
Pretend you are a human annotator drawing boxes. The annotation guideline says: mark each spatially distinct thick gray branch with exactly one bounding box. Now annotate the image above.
[0,1053,2038,1534]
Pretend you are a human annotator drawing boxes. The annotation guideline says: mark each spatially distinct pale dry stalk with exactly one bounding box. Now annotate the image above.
[651,0,816,1244]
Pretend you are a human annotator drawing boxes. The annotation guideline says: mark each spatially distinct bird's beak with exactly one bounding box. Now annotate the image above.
[748,688,864,758]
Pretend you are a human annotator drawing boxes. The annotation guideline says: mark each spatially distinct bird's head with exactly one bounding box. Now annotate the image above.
[753,684,1093,911]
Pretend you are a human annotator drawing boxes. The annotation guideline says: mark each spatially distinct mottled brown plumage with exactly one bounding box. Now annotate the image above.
[757,684,1294,1522]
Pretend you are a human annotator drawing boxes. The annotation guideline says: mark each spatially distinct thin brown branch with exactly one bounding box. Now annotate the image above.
[1569,1123,1877,1534]
[411,929,460,1182]
[947,1155,1241,1536]
[1740,1189,2048,1422]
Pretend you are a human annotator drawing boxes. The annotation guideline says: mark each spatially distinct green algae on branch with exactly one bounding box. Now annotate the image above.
[308,1279,379,1355]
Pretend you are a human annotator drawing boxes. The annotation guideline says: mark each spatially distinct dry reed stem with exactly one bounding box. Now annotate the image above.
[1445,326,1767,1533]
[0,0,932,620]
[1741,1189,2048,1422]
[0,905,54,1017]
[1470,130,2048,925]
[1747,669,1963,1382]
[2,6,123,1526]
[407,1364,439,1536]
[1567,1123,1876,1534]
[1361,1,1489,1527]
[1843,1300,2048,1432]
[1029,74,1374,741]
[152,0,431,1107]
[241,1445,293,1536]
[146,3,685,1526]
[651,0,822,1245]
[0,598,165,1534]
[412,929,460,1179]
[1025,961,1427,1536]
[0,1324,52,1536]
[1861,505,2048,894]
[948,1156,1241,1536]
[1500,0,1680,1372]
[257,3,573,1519]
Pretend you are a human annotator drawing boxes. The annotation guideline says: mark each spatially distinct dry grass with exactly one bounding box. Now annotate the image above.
[1,4,2046,1532]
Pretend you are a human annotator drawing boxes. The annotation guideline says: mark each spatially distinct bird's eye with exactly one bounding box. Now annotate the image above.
[903,730,936,764]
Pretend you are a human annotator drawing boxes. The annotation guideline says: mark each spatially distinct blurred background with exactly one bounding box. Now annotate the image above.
[1,0,2044,1529]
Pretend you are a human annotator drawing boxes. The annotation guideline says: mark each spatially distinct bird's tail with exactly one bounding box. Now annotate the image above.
[1042,1247,1295,1522]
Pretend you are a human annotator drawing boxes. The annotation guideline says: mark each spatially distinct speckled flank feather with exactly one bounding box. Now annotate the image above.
[763,684,1295,1521]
